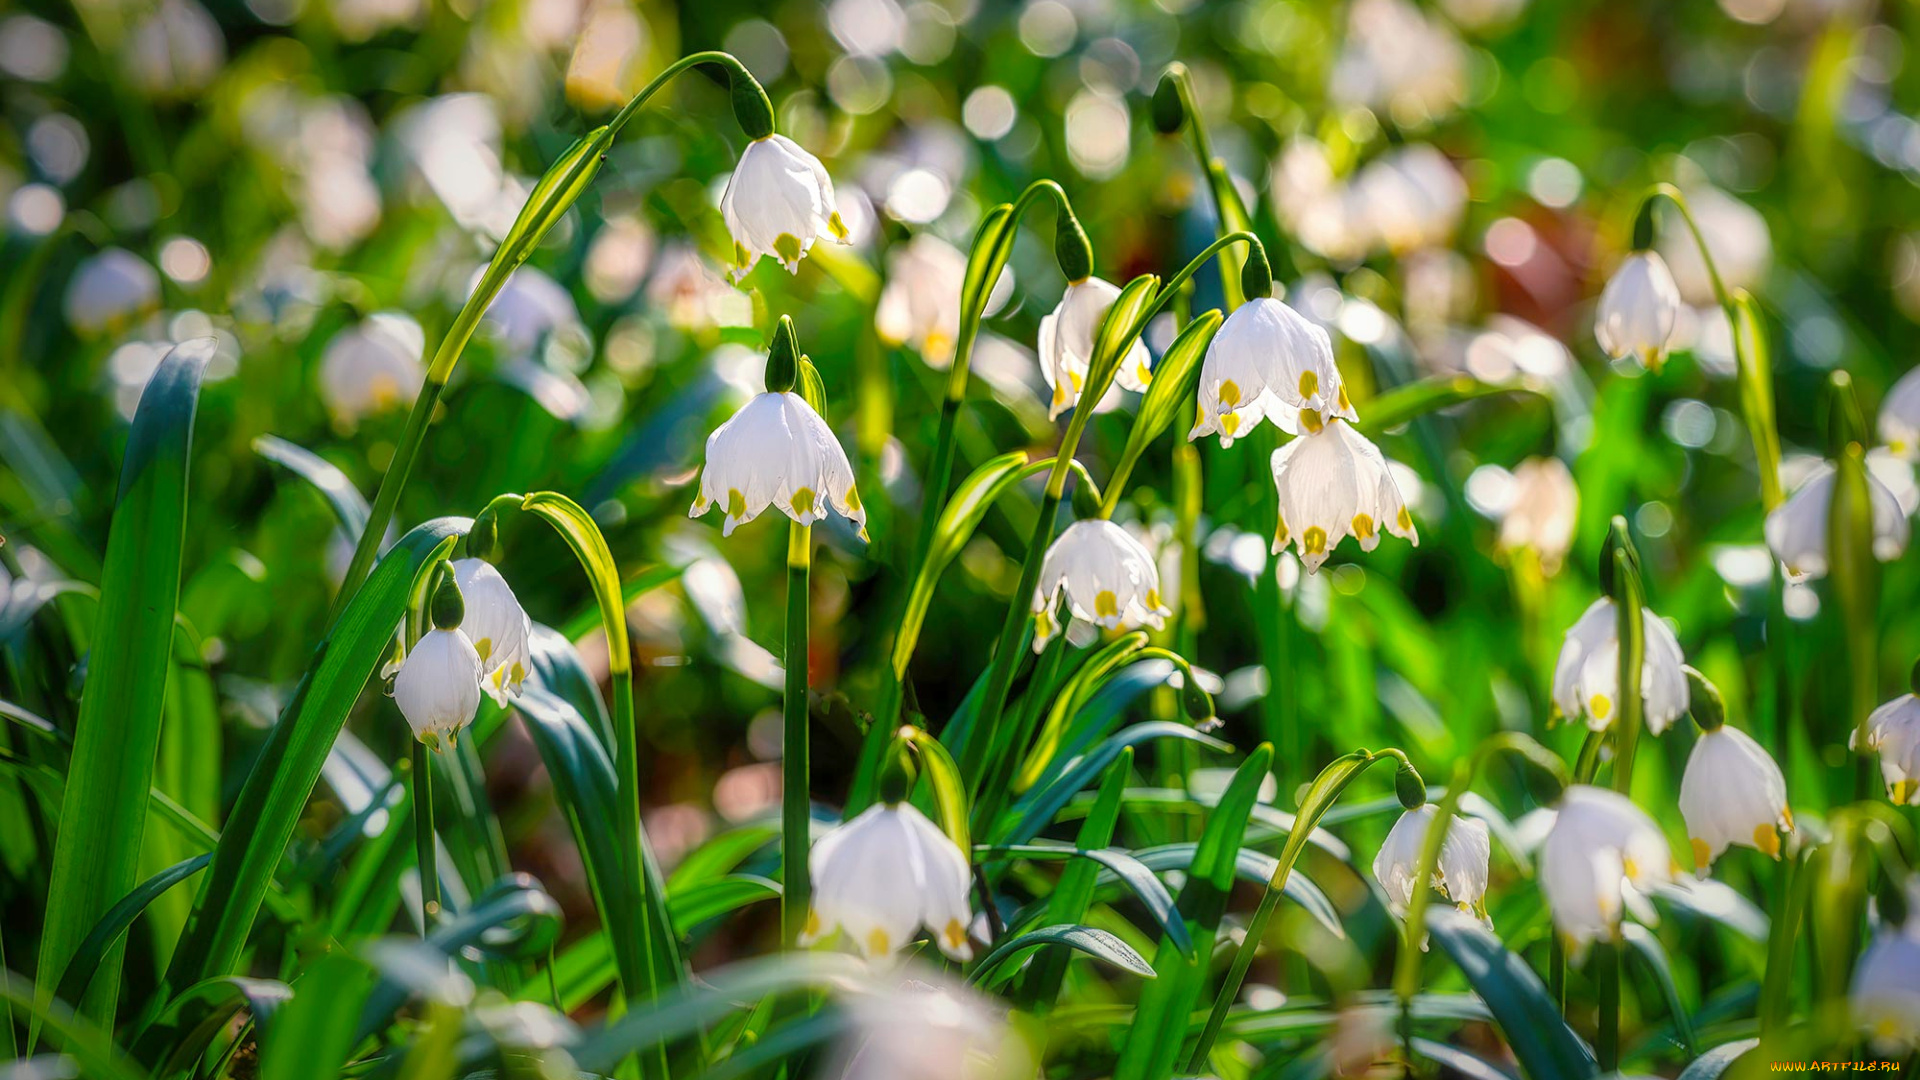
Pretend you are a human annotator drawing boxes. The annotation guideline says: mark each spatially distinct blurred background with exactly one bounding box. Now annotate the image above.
[3,0,1916,1000]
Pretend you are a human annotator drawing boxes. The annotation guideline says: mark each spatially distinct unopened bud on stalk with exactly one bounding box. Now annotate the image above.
[1069,475,1103,520]
[727,64,776,141]
[1180,676,1219,733]
[1240,243,1274,300]
[765,315,799,394]
[1828,370,1866,456]
[429,563,465,631]
[1598,517,1641,601]
[1152,71,1186,135]
[1394,762,1427,810]
[1055,213,1093,284]
[1684,666,1725,732]
[467,510,501,564]
[878,726,920,804]
[1630,196,1658,252]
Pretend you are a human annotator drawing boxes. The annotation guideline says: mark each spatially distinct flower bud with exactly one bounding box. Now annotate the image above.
[1055,213,1093,284]
[1684,666,1725,732]
[1394,762,1427,810]
[1181,677,1219,733]
[1069,475,1103,521]
[1240,243,1274,300]
[878,727,920,805]
[467,510,501,564]
[727,63,775,141]
[1151,72,1186,135]
[765,315,799,394]
[430,562,465,631]
[1598,516,1640,602]
[1630,197,1658,252]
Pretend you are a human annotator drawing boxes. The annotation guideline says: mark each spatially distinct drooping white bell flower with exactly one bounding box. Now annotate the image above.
[690,391,867,540]
[1355,144,1467,254]
[1851,903,1920,1050]
[875,234,991,369]
[1594,251,1682,368]
[1039,277,1152,420]
[318,312,425,425]
[1550,597,1689,735]
[646,243,751,332]
[1763,461,1910,582]
[1372,804,1492,921]
[1855,694,1920,805]
[1269,419,1418,574]
[450,558,532,706]
[720,134,849,279]
[1030,519,1171,652]
[64,248,161,337]
[800,802,974,961]
[1538,785,1675,956]
[1190,295,1356,447]
[831,974,1036,1080]
[394,627,483,751]
[1880,366,1920,459]
[1496,457,1579,575]
[1677,725,1792,871]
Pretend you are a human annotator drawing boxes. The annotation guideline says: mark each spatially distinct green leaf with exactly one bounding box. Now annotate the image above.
[892,450,1036,679]
[519,493,630,671]
[1017,748,1135,1008]
[1356,375,1545,437]
[1088,274,1161,397]
[1006,721,1231,845]
[130,976,290,1076]
[55,852,211,1013]
[1424,906,1598,1080]
[37,337,210,1023]
[668,874,780,930]
[1677,1039,1760,1080]
[900,726,971,855]
[1621,923,1697,1057]
[1012,631,1152,796]
[0,970,152,1080]
[984,840,1191,958]
[161,517,467,999]
[262,954,376,1080]
[969,924,1156,987]
[1104,310,1223,512]
[252,434,370,537]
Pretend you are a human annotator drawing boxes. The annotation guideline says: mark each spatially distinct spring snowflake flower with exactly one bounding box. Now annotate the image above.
[721,134,849,279]
[831,975,1034,1080]
[801,802,974,961]
[1677,725,1791,870]
[1551,598,1689,734]
[1269,420,1418,574]
[1880,366,1920,459]
[1030,519,1171,652]
[1496,457,1579,575]
[691,391,867,539]
[876,234,977,368]
[394,626,482,751]
[1538,785,1675,956]
[1852,899,1920,1050]
[1039,277,1152,420]
[1190,295,1355,447]
[1372,804,1491,921]
[1855,694,1920,805]
[1763,462,1910,582]
[1594,251,1681,369]
[64,248,161,337]
[318,313,425,425]
[451,558,532,706]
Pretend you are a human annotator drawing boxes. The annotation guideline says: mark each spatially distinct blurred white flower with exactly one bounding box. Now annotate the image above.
[691,392,867,539]
[1329,0,1466,128]
[1594,251,1682,369]
[584,216,655,305]
[1856,694,1920,805]
[1497,457,1579,574]
[1879,365,1920,459]
[1039,276,1150,420]
[123,0,225,98]
[831,974,1034,1080]
[327,0,425,40]
[801,802,973,961]
[481,266,588,363]
[1551,597,1689,734]
[1030,518,1170,652]
[1372,804,1491,920]
[65,248,160,337]
[721,135,849,279]
[394,627,482,751]
[1677,725,1791,870]
[451,558,532,706]
[565,0,648,111]
[1191,296,1353,447]
[1355,144,1467,253]
[647,243,750,331]
[876,234,995,368]
[318,313,426,426]
[1270,137,1370,264]
[1657,186,1772,306]
[1538,785,1675,956]
[394,94,506,232]
[1270,420,1418,574]
[1852,905,1920,1050]
[1763,461,1910,581]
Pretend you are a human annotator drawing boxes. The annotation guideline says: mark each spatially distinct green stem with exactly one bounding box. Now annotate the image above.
[783,523,813,946]
[411,740,438,930]
[1163,63,1251,306]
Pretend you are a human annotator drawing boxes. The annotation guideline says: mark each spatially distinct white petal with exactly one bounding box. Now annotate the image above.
[393,628,483,744]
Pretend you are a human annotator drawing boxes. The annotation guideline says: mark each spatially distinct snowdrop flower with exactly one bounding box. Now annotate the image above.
[1764,461,1910,581]
[1039,277,1152,420]
[1356,144,1467,253]
[1496,457,1579,574]
[1594,252,1682,369]
[647,243,750,331]
[721,135,849,279]
[1852,907,1920,1049]
[1678,725,1791,870]
[690,392,867,540]
[1855,694,1920,805]
[1030,518,1171,652]
[1191,295,1354,447]
[451,558,532,705]
[1551,598,1689,734]
[832,974,1034,1080]
[1269,420,1418,574]
[64,248,160,337]
[1538,785,1675,955]
[1372,804,1492,920]
[393,576,483,752]
[876,234,983,368]
[800,802,974,961]
[1880,366,1920,459]
[318,313,425,425]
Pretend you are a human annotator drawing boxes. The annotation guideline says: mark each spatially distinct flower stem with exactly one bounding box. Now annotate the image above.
[411,739,438,931]
[783,522,813,946]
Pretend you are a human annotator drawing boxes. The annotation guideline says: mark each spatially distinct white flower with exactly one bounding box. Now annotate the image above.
[1855,694,1920,805]
[1496,457,1579,574]
[394,627,483,750]
[801,802,974,961]
[1881,365,1920,459]
[1372,804,1491,920]
[720,134,849,279]
[318,313,425,425]
[1039,277,1151,420]
[123,0,224,99]
[1269,419,1418,574]
[1657,187,1771,306]
[1538,785,1675,956]
[451,558,532,706]
[1355,144,1467,254]
[1594,251,1681,368]
[690,391,867,539]
[1190,296,1355,447]
[1852,911,1920,1050]
[64,248,160,336]
[646,243,750,331]
[1764,461,1910,581]
[1677,725,1791,871]
[481,266,586,361]
[1551,597,1689,735]
[832,974,1035,1080]
[1030,519,1170,652]
[876,234,974,368]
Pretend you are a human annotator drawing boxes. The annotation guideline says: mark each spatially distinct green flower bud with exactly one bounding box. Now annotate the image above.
[1151,72,1186,135]
[1394,762,1427,810]
[728,64,776,141]
[765,315,799,394]
[467,510,501,564]
[1240,243,1274,300]
[1180,676,1218,733]
[1070,475,1103,520]
[1598,516,1641,601]
[1055,213,1093,283]
[1684,666,1725,732]
[429,562,465,631]
[1630,197,1658,252]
